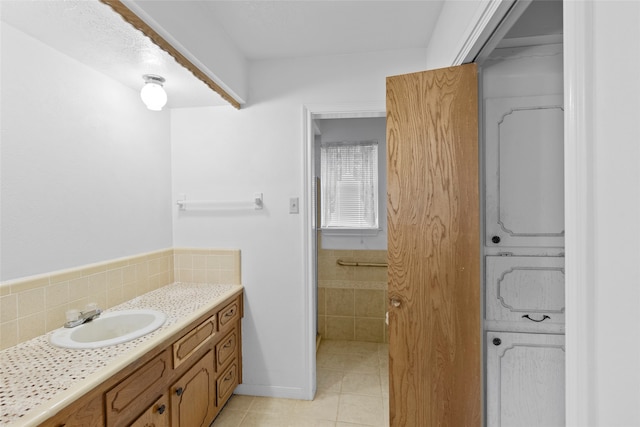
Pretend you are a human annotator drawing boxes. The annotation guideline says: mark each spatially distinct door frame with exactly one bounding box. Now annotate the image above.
[302,102,386,398]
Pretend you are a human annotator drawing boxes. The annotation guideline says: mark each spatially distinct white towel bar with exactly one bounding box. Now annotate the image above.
[176,193,263,210]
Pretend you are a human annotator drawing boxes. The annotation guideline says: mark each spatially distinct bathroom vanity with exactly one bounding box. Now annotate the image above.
[0,283,243,427]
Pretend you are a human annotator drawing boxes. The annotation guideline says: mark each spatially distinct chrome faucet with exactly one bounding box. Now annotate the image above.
[64,304,102,328]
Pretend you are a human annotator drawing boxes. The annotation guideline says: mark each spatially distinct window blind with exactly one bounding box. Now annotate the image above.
[320,141,379,229]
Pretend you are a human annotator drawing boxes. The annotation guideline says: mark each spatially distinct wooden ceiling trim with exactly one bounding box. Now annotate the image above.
[100,0,242,109]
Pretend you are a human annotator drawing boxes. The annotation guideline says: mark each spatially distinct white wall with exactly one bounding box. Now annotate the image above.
[316,117,387,250]
[426,0,511,69]
[0,23,173,281]
[581,2,640,425]
[171,48,427,398]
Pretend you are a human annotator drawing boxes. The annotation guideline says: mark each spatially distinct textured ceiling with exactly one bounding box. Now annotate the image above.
[0,0,228,108]
[1,0,446,109]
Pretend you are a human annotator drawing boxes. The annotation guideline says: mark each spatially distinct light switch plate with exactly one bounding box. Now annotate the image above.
[289,197,299,214]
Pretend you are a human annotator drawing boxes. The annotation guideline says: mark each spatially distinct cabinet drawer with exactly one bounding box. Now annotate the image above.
[129,395,169,427]
[106,350,170,427]
[173,314,217,368]
[486,256,564,328]
[218,298,240,330]
[215,329,238,370]
[217,362,239,405]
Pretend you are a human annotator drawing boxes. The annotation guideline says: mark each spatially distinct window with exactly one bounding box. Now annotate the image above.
[320,140,379,229]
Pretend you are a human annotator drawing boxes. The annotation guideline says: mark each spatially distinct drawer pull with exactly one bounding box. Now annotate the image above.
[522,314,551,322]
[224,371,234,381]
[175,387,184,396]
[493,337,502,346]
[224,309,235,318]
[157,404,166,415]
[223,340,233,349]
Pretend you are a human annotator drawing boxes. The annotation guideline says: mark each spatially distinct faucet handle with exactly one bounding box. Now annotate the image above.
[66,309,80,322]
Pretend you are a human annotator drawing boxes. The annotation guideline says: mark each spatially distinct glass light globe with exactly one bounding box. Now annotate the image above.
[140,81,167,111]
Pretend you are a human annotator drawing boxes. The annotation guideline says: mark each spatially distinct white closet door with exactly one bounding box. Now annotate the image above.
[485,95,564,248]
[486,331,565,427]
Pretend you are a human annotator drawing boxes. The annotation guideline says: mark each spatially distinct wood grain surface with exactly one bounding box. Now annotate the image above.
[386,63,480,426]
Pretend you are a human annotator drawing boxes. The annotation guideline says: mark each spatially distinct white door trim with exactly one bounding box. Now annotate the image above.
[563,1,595,425]
[301,102,385,399]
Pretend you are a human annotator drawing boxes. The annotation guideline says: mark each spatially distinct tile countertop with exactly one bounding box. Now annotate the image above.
[0,282,243,427]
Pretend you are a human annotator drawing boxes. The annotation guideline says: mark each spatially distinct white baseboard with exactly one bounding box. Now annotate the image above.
[234,384,314,401]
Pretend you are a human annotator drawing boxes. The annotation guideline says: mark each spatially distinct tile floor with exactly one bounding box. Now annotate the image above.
[212,340,389,427]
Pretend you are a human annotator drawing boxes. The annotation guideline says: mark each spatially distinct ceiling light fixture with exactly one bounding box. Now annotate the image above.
[140,74,167,111]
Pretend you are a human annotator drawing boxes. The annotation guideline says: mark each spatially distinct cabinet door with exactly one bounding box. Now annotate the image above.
[171,351,217,427]
[486,256,564,333]
[485,95,564,248]
[487,332,565,427]
[129,395,169,427]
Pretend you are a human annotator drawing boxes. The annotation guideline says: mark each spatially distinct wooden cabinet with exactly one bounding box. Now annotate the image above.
[129,396,169,427]
[41,394,104,427]
[485,94,564,249]
[171,351,217,427]
[105,350,170,427]
[173,314,217,369]
[486,332,565,427]
[39,291,243,427]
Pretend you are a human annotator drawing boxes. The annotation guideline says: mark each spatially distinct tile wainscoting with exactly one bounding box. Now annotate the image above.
[0,248,240,350]
[318,248,388,343]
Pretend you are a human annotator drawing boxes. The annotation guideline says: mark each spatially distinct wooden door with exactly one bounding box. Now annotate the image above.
[486,332,565,427]
[386,63,480,426]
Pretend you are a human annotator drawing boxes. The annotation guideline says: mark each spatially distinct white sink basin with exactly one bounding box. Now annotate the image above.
[50,309,166,349]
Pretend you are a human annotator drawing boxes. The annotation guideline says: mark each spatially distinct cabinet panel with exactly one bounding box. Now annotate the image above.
[217,362,238,406]
[40,394,103,427]
[129,395,169,427]
[215,329,237,371]
[487,332,565,427]
[486,256,564,330]
[173,314,217,369]
[218,299,240,330]
[106,350,170,427]
[485,95,564,248]
[171,351,217,427]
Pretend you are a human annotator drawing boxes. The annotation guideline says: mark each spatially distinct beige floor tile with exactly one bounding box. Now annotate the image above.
[341,372,382,396]
[211,408,245,427]
[341,353,380,374]
[292,390,340,421]
[239,412,287,427]
[249,396,298,415]
[318,352,379,374]
[337,394,386,427]
[225,394,256,411]
[283,418,337,427]
[317,368,344,392]
[336,423,379,427]
[215,340,390,427]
